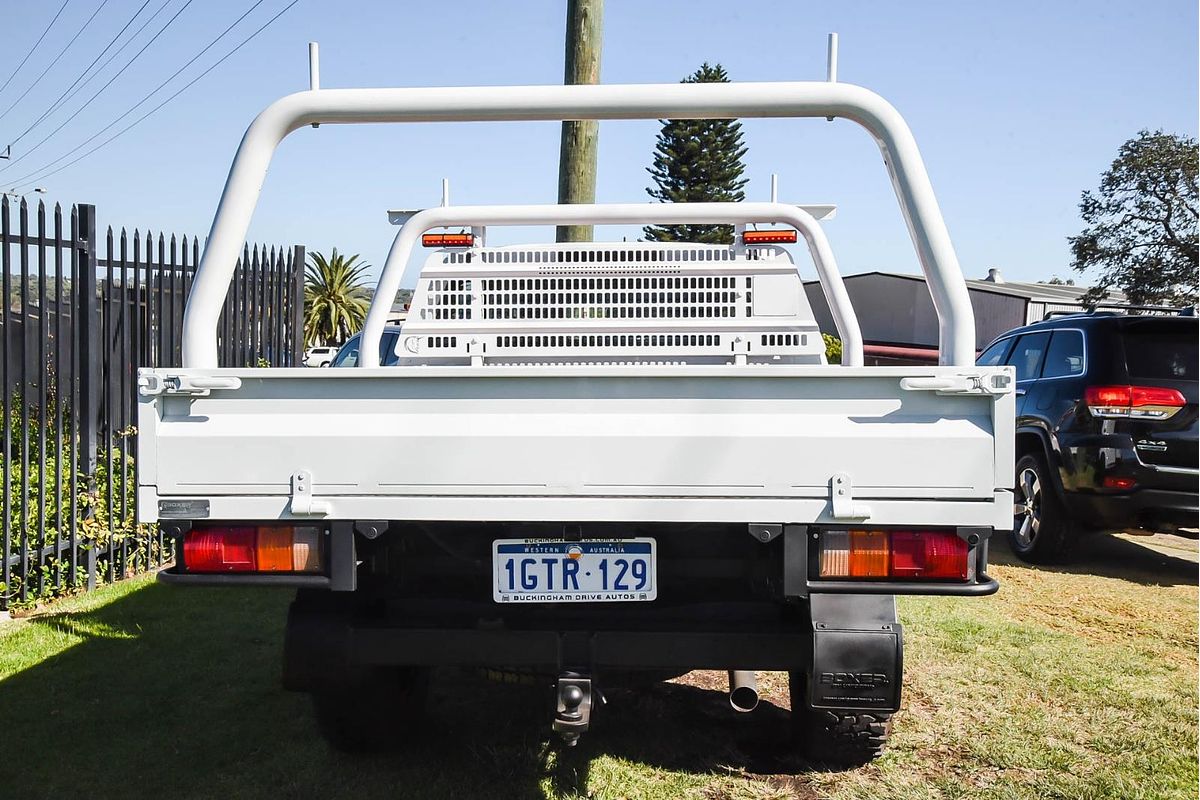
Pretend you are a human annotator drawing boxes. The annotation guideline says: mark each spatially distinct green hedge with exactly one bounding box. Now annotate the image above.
[1,396,160,609]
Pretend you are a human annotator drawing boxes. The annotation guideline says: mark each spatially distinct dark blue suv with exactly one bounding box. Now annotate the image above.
[977,312,1198,562]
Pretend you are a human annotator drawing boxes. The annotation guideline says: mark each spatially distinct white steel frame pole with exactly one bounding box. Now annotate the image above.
[180,81,976,367]
[358,201,863,367]
[308,42,319,90]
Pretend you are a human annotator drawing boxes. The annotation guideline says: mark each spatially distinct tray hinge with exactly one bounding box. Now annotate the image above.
[290,470,331,516]
[830,473,871,520]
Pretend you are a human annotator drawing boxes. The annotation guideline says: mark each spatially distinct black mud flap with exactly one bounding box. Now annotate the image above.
[808,594,903,713]
[282,596,352,693]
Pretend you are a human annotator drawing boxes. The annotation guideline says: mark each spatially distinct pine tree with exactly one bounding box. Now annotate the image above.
[643,63,749,244]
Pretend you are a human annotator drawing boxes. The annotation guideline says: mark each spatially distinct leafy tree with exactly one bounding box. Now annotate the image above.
[643,63,748,244]
[303,249,371,347]
[1069,130,1198,305]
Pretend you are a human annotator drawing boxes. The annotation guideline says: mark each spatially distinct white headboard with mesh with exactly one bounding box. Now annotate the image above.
[397,241,824,366]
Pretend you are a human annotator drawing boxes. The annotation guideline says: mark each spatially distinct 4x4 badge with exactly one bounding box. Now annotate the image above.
[1136,440,1168,452]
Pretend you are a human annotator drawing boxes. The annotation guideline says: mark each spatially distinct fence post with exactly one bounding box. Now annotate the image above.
[72,205,99,591]
[291,245,305,366]
[75,205,99,475]
[1,198,10,611]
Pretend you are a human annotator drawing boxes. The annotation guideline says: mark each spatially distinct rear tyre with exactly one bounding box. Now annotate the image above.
[1011,452,1077,564]
[311,665,430,753]
[788,672,891,766]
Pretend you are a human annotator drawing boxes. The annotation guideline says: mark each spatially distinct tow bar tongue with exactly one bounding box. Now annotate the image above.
[552,673,594,746]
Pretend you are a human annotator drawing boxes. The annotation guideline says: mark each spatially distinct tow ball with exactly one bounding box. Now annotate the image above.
[552,673,594,746]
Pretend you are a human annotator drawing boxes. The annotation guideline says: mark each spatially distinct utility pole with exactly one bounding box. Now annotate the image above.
[556,0,603,242]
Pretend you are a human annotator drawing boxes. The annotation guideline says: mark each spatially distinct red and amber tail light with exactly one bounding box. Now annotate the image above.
[183,525,323,573]
[818,529,970,581]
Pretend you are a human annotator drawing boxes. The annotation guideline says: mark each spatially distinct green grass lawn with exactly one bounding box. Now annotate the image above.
[0,533,1195,800]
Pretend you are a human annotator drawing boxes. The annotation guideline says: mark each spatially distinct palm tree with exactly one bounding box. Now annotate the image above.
[303,249,371,347]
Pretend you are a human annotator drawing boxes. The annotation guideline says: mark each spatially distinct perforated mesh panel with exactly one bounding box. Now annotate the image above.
[480,275,740,321]
[497,333,722,350]
[761,334,805,347]
[421,278,473,320]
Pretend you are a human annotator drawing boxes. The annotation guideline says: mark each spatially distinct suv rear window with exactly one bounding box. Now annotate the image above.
[1122,321,1197,381]
[1041,330,1085,378]
[976,337,1011,367]
[1008,332,1051,382]
[331,331,402,368]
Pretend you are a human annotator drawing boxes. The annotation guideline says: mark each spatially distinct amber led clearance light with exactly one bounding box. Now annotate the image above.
[741,229,798,245]
[421,232,475,248]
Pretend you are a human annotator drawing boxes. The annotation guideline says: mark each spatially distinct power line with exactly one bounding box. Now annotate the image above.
[10,0,303,191]
[0,0,112,126]
[3,0,265,179]
[6,0,155,148]
[0,0,73,99]
[52,0,177,129]
[0,0,196,172]
[0,0,174,170]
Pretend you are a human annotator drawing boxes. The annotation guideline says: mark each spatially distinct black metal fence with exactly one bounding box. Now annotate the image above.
[0,198,305,610]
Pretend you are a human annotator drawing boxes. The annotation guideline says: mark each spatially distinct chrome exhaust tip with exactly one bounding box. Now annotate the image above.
[728,670,759,712]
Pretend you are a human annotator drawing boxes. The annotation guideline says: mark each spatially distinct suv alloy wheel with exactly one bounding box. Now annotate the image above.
[1010,453,1076,563]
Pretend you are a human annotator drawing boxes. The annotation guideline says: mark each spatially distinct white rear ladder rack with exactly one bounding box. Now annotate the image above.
[179,80,976,367]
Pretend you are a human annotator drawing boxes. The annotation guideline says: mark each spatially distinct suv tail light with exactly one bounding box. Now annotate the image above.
[183,525,323,573]
[1084,385,1186,419]
[818,529,969,580]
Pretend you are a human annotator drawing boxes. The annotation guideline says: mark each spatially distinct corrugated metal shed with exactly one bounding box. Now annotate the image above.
[803,271,1128,356]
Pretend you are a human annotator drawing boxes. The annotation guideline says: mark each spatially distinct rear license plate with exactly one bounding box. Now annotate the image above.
[492,538,657,603]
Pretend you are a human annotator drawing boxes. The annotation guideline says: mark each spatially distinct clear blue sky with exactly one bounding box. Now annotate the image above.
[0,0,1195,289]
